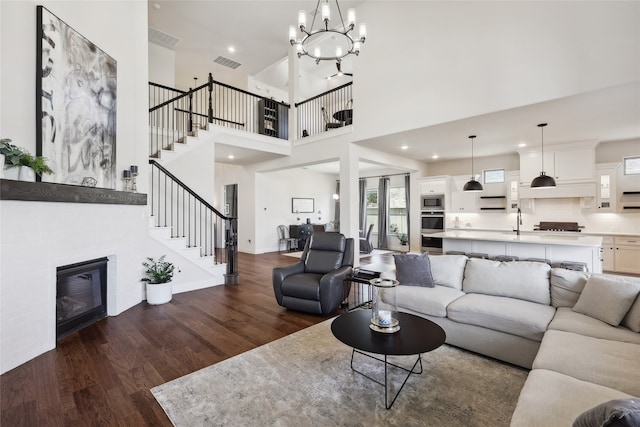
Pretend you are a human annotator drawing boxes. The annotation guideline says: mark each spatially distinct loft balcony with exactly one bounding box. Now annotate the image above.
[149,73,353,158]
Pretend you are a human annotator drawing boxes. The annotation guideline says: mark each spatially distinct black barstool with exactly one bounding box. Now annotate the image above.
[494,255,519,262]
[467,252,489,259]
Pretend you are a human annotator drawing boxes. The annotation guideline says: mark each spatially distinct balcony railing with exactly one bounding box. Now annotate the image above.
[148,73,290,157]
[295,82,353,139]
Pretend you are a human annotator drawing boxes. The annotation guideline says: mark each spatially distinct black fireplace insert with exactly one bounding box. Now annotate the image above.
[56,257,108,340]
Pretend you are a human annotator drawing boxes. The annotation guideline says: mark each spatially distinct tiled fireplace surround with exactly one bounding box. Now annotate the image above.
[0,190,150,374]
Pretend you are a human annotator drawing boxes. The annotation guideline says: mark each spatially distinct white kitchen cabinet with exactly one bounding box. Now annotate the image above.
[450,176,478,213]
[614,236,640,274]
[519,142,597,186]
[601,236,615,272]
[419,176,448,195]
[595,163,619,212]
[554,148,595,182]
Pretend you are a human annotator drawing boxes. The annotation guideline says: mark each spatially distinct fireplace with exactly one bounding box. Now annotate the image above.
[56,257,108,340]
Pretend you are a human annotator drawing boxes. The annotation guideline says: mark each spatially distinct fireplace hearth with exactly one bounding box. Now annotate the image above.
[56,257,108,340]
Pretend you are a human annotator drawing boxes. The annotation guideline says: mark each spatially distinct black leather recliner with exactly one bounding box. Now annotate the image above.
[272,233,354,315]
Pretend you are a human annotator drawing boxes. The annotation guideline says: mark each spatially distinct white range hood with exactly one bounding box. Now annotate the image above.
[520,182,596,199]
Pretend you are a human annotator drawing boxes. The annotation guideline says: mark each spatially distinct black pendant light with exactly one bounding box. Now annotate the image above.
[530,123,556,188]
[463,135,483,192]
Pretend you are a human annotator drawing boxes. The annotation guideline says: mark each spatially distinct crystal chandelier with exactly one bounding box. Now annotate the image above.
[289,0,367,64]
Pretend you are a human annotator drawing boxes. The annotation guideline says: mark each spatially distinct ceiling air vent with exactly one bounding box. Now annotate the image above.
[148,27,180,50]
[213,56,241,70]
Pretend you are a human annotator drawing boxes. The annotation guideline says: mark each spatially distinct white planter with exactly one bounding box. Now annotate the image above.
[18,166,36,182]
[3,166,20,180]
[146,281,172,305]
[0,154,4,178]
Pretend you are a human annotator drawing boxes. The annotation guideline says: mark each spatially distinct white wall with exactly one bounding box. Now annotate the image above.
[254,169,337,253]
[0,0,203,374]
[352,1,640,143]
[149,42,176,87]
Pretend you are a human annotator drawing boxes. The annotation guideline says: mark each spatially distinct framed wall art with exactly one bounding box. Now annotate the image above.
[36,6,117,189]
[292,198,314,213]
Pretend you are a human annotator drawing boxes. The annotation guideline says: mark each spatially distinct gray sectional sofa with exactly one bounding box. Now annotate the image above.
[380,254,640,426]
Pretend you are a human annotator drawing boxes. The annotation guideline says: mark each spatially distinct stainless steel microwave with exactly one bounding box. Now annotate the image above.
[421,195,444,211]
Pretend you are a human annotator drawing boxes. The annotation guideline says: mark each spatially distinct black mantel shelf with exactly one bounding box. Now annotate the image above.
[0,179,147,205]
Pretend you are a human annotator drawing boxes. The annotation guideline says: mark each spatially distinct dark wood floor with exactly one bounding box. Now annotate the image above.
[0,251,393,426]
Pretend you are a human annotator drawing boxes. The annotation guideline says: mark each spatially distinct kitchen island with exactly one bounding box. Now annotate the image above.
[429,230,603,273]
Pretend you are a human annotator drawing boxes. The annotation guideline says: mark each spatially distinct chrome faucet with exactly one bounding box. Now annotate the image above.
[514,207,522,236]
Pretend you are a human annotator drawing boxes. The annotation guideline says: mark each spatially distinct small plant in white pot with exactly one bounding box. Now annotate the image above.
[141,255,177,305]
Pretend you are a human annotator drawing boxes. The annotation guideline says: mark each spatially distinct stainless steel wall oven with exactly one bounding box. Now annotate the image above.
[421,209,444,254]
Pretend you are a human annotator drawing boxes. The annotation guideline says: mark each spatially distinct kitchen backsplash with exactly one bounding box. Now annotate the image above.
[446,197,640,234]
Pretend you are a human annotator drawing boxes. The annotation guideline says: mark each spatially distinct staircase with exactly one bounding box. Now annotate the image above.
[148,76,238,286]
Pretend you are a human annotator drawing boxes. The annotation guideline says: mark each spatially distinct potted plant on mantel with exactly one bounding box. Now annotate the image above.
[141,255,177,305]
[0,138,53,181]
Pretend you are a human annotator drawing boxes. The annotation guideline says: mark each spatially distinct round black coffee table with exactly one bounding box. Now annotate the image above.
[331,309,446,409]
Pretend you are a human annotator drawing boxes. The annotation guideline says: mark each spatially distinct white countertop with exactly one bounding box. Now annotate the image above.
[429,230,603,247]
[445,227,640,238]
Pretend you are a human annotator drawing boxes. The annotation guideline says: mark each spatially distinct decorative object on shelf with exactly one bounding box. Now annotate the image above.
[289,0,366,64]
[463,135,483,192]
[141,255,177,305]
[123,169,132,192]
[130,165,138,192]
[81,177,97,187]
[17,152,54,180]
[37,6,117,189]
[531,123,557,188]
[369,278,400,333]
[1,138,24,179]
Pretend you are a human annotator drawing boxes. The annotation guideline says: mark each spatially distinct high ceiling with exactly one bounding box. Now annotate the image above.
[148,1,640,170]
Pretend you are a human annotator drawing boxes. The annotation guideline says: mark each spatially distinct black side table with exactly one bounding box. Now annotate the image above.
[331,309,446,409]
[343,269,380,310]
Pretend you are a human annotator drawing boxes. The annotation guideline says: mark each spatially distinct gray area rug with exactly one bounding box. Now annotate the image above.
[152,318,528,426]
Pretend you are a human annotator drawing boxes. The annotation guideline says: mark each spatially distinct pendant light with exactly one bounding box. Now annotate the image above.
[530,123,556,188]
[463,135,483,192]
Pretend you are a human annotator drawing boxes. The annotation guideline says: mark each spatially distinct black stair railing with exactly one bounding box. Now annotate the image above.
[149,159,238,284]
[148,73,290,157]
[295,82,353,139]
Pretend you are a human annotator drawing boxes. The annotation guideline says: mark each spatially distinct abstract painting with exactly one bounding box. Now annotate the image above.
[37,6,117,189]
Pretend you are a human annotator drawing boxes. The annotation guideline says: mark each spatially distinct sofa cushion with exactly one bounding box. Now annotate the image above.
[533,330,640,396]
[393,285,465,318]
[429,254,467,290]
[462,259,551,305]
[573,398,640,427]
[572,275,640,326]
[548,307,640,345]
[550,267,590,308]
[447,293,556,341]
[393,252,434,287]
[622,293,640,333]
[511,369,634,427]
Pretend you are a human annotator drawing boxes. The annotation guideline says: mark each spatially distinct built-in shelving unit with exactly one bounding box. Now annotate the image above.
[478,195,507,211]
[258,99,288,139]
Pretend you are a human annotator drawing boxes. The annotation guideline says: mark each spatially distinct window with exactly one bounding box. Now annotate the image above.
[483,169,505,184]
[365,189,378,232]
[624,156,640,175]
[388,187,407,234]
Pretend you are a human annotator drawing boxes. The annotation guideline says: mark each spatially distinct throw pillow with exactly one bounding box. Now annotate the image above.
[621,293,640,333]
[393,252,435,288]
[572,275,640,326]
[573,398,640,427]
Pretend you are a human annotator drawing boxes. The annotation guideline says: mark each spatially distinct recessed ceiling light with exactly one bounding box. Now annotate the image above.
[228,155,235,159]
[228,46,235,53]
[518,143,527,147]
[401,145,408,150]
[432,154,439,159]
